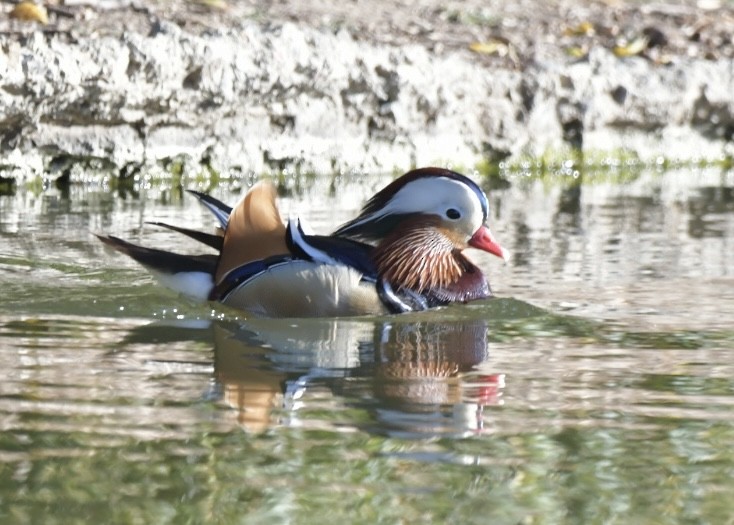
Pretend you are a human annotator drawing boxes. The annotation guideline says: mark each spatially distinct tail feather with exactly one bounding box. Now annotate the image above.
[187,190,232,228]
[96,234,216,300]
[146,221,223,251]
[97,235,217,274]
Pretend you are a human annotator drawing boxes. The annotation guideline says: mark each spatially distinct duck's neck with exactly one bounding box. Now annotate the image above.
[373,224,467,294]
[422,256,491,305]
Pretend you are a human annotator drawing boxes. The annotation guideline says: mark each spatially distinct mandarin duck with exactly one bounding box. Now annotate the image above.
[97,168,508,318]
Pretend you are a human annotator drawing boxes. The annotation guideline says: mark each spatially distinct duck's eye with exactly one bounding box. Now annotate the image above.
[446,208,461,220]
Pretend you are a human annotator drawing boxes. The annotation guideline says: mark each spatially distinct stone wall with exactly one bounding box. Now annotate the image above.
[1,15,733,179]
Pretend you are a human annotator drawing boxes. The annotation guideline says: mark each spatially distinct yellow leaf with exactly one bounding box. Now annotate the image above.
[9,2,48,24]
[469,41,508,56]
[613,37,649,57]
[565,46,588,58]
[563,21,594,37]
[195,0,228,10]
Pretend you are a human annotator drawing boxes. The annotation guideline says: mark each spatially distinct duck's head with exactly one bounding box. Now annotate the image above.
[334,167,509,261]
[333,168,508,299]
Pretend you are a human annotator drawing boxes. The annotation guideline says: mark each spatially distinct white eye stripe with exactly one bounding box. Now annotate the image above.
[384,177,484,228]
[336,175,488,239]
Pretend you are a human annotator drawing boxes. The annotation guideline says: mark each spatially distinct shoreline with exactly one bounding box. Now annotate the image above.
[1,0,733,180]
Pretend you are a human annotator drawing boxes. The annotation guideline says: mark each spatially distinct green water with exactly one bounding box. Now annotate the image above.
[1,168,733,524]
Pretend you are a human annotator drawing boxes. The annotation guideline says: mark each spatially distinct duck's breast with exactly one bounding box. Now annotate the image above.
[221,260,387,318]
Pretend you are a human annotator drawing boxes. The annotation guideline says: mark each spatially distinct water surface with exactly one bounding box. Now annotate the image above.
[1,168,733,523]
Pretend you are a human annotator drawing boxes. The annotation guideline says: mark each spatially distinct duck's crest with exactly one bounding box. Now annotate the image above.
[333,167,489,240]
[215,182,289,282]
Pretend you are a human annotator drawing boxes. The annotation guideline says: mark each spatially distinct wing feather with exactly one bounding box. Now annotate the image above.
[215,182,289,283]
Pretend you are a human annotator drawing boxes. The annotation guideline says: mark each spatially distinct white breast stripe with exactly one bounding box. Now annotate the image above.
[288,218,340,266]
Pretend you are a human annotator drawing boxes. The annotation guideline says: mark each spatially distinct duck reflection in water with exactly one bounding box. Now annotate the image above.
[208,317,504,436]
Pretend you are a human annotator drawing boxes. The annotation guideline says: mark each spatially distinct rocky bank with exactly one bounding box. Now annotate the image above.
[1,0,733,180]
